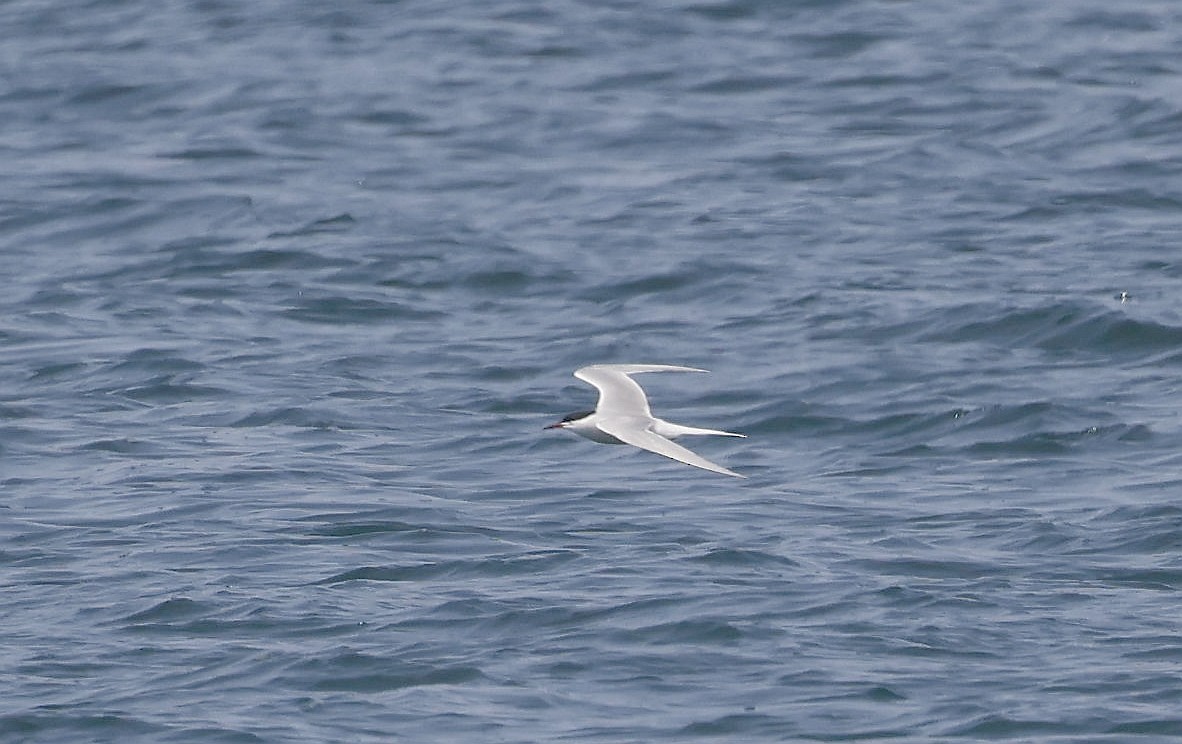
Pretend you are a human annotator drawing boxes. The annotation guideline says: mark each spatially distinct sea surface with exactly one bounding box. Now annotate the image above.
[4,0,1182,741]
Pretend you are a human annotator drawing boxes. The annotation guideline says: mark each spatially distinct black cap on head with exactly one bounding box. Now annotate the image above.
[545,410,595,429]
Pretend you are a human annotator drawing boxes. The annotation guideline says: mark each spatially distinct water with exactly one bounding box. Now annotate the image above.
[4,0,1182,741]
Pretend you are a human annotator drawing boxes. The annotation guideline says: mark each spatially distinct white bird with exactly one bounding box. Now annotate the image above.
[545,364,746,478]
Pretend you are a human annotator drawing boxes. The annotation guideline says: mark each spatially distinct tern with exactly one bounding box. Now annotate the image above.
[545,364,746,478]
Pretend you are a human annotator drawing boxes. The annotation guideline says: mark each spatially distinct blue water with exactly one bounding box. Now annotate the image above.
[4,0,1182,741]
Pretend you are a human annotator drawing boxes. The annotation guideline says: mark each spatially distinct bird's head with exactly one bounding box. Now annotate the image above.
[544,410,594,430]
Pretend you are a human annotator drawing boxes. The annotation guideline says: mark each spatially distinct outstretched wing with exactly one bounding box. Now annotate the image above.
[574,364,706,418]
[597,418,745,478]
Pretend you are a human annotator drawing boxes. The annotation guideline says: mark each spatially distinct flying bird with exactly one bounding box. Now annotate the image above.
[545,364,746,478]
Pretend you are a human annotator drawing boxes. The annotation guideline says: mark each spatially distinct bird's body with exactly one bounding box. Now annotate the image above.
[546,364,746,478]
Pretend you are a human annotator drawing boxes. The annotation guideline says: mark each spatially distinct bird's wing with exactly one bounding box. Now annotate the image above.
[574,364,706,418]
[597,418,745,478]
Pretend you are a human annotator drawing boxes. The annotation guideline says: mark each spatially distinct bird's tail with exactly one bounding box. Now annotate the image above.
[654,421,746,439]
